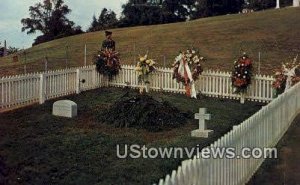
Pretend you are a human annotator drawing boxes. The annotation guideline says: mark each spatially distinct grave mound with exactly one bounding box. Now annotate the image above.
[96,94,191,132]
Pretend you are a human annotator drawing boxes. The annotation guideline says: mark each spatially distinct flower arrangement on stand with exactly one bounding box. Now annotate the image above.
[231,53,253,103]
[95,48,121,80]
[172,49,204,98]
[272,70,287,96]
[135,54,156,94]
[272,56,300,96]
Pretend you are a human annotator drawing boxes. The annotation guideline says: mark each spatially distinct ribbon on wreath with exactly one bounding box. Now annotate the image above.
[178,58,197,98]
[283,65,298,92]
[283,55,299,92]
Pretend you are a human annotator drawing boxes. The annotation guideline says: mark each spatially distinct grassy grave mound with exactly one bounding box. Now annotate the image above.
[96,93,191,132]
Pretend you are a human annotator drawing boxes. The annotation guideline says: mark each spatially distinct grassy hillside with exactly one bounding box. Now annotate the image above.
[0,7,299,76]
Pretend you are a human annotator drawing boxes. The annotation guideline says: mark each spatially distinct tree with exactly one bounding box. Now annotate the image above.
[87,8,118,32]
[98,8,118,30]
[119,0,195,27]
[88,15,99,32]
[121,5,163,26]
[161,0,195,22]
[191,0,212,18]
[191,0,244,19]
[21,0,83,45]
[247,0,276,10]
[280,0,293,7]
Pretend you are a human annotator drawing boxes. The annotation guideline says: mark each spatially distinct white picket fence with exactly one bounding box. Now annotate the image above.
[110,65,274,102]
[0,66,106,110]
[155,78,300,185]
[0,65,273,111]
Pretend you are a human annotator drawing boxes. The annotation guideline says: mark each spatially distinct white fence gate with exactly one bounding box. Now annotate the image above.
[0,65,273,112]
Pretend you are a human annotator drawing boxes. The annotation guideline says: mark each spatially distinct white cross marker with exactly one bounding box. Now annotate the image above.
[191,108,213,138]
[194,108,211,130]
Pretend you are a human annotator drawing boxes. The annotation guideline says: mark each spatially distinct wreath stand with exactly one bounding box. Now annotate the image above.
[240,93,245,104]
[139,82,150,94]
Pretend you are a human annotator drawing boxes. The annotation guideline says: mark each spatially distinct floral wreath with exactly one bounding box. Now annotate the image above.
[231,53,253,94]
[272,70,287,96]
[172,49,204,85]
[273,57,300,96]
[135,54,156,83]
[95,48,121,80]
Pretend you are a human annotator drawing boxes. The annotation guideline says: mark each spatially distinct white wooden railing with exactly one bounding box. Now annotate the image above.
[155,79,300,185]
[0,65,273,111]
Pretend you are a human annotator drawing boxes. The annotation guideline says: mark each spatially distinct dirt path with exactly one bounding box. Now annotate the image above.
[248,115,300,185]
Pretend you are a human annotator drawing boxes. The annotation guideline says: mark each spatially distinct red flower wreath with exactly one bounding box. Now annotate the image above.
[95,48,121,80]
[231,53,253,93]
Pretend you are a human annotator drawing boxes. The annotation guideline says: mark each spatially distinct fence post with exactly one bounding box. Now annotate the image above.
[24,65,27,74]
[65,45,69,69]
[76,69,81,94]
[39,74,46,104]
[133,43,136,64]
[240,93,245,104]
[84,44,87,66]
[44,57,48,71]
[258,52,261,74]
[92,67,96,88]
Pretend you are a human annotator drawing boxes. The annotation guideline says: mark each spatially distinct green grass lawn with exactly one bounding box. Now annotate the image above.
[0,87,263,184]
[0,7,299,76]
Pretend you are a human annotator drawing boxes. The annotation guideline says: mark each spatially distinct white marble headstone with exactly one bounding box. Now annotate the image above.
[53,100,77,118]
